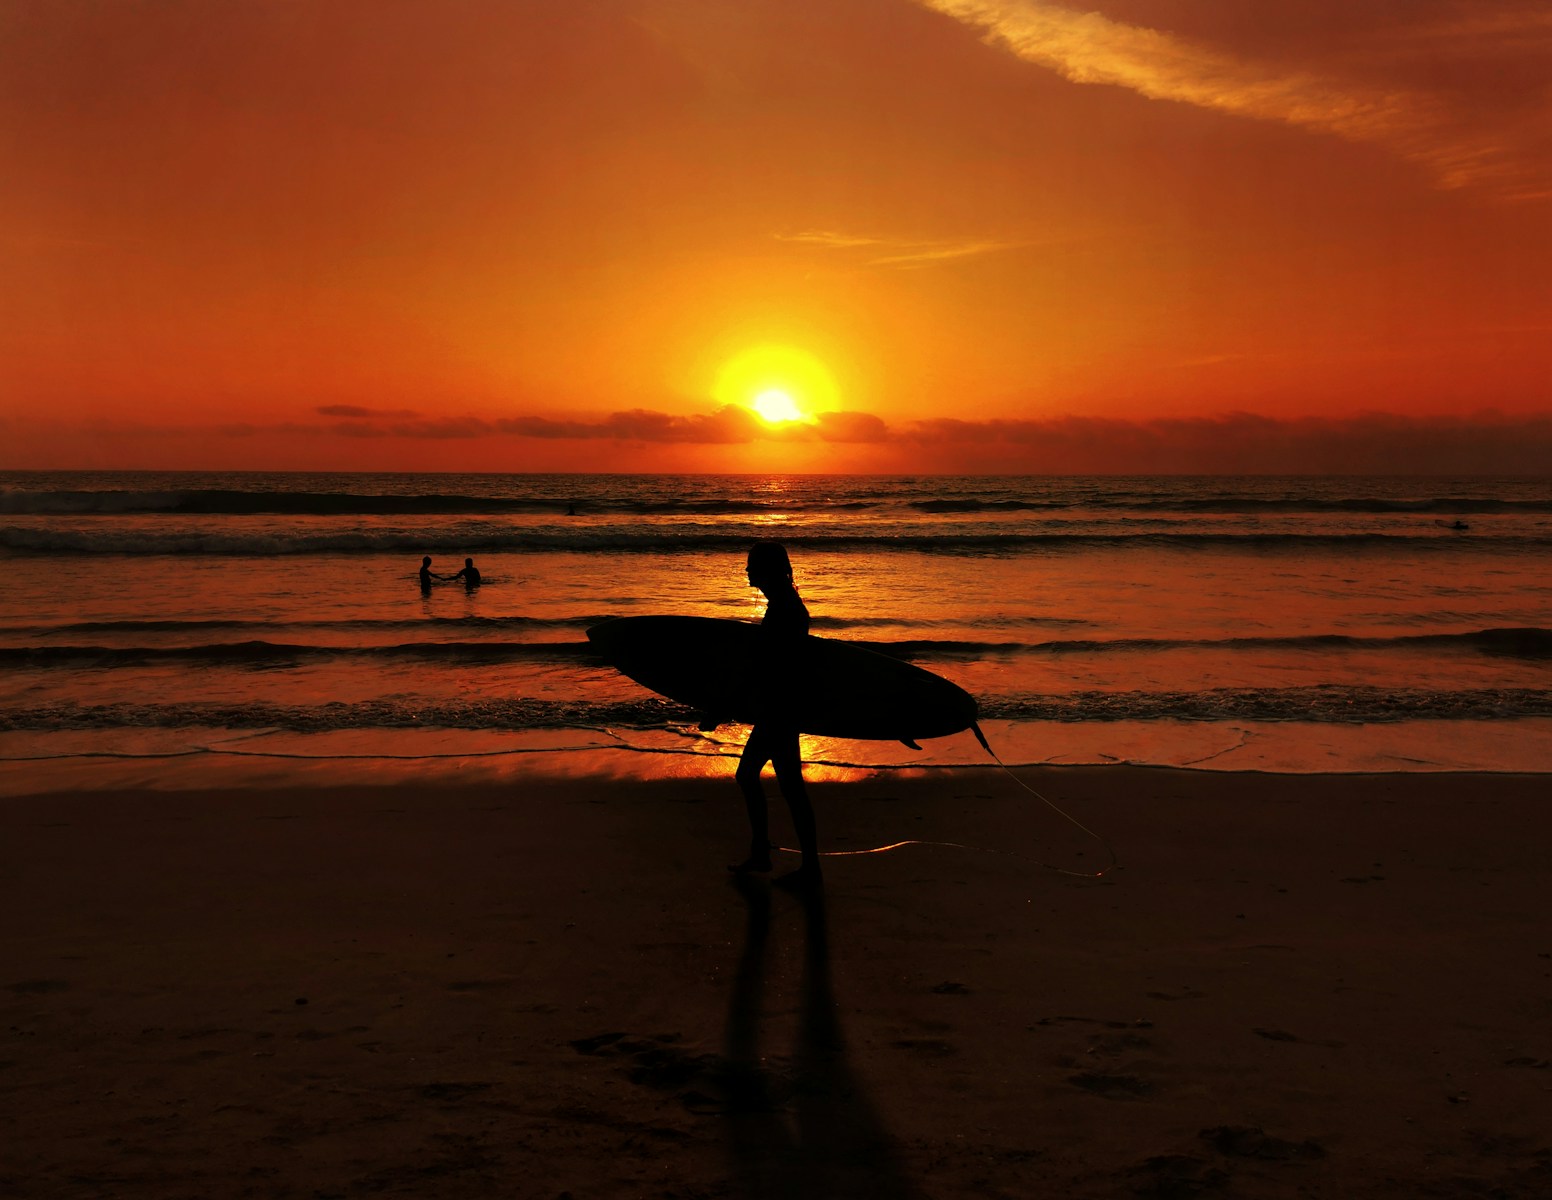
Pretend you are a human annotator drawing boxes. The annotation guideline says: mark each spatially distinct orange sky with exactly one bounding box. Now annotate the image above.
[2,0,1549,472]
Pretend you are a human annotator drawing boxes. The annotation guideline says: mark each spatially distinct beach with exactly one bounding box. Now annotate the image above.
[10,0,1552,1191]
[6,767,1550,1198]
[4,470,1548,1195]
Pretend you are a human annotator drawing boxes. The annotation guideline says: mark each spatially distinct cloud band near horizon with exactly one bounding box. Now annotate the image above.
[12,408,1549,474]
[297,407,1552,473]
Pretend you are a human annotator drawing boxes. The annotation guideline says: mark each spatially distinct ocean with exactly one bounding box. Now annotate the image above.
[2,471,1548,791]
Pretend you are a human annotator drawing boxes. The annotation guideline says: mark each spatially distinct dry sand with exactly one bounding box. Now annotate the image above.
[3,767,1550,1198]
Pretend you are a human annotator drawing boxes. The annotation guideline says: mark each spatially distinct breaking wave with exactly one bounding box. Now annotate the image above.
[4,686,1549,733]
[5,526,1544,556]
[6,485,1547,517]
[5,627,1547,670]
[912,496,1552,514]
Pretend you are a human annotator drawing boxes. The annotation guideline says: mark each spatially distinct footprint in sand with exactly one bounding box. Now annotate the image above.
[416,1082,494,1103]
[1200,1125,1326,1161]
[891,1038,957,1057]
[1126,1153,1228,1197]
[1068,1070,1155,1099]
[1253,1027,1345,1049]
[7,979,70,994]
[569,1031,752,1110]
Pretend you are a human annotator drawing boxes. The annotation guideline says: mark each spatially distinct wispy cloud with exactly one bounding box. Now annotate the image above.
[776,231,891,250]
[1389,7,1552,51]
[870,239,1023,267]
[776,229,1026,267]
[916,0,1550,200]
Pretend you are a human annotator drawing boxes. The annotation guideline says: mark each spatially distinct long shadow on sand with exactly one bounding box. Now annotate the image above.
[722,875,919,1200]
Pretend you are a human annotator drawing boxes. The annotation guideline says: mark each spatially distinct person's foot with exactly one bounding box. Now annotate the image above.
[727,855,772,874]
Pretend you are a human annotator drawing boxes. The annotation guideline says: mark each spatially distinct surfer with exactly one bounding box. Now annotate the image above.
[731,541,821,886]
[450,557,482,588]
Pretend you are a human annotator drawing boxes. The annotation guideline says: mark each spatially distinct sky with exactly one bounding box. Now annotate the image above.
[2,0,1549,472]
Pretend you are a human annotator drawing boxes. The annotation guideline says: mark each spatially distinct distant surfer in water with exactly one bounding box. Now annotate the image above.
[731,540,821,886]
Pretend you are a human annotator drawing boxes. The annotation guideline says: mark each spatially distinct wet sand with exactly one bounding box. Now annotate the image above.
[3,768,1550,1198]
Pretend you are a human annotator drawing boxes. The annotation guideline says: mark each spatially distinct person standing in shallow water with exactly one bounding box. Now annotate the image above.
[418,556,442,593]
[731,541,821,886]
[449,558,481,588]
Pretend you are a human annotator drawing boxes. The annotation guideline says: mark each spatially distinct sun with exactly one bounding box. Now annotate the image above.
[751,389,804,423]
[713,344,840,423]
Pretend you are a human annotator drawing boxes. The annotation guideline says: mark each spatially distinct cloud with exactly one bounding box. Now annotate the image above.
[313,406,1552,470]
[776,229,1026,268]
[775,231,890,250]
[328,421,390,438]
[1391,8,1552,51]
[896,410,1552,473]
[317,404,422,419]
[496,406,764,444]
[870,239,1025,267]
[915,0,1550,199]
[7,408,1549,473]
[216,421,316,438]
[491,406,891,445]
[814,410,890,443]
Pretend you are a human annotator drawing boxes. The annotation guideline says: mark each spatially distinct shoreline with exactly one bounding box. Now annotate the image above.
[5,769,1551,1197]
[5,714,1552,796]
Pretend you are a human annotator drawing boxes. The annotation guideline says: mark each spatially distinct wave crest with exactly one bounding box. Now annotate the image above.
[4,686,1549,732]
[5,527,1545,556]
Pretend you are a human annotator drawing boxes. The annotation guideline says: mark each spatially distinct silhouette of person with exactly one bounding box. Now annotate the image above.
[731,541,821,886]
[418,556,442,592]
[450,557,481,588]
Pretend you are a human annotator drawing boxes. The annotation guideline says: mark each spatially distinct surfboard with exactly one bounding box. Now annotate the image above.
[586,615,978,745]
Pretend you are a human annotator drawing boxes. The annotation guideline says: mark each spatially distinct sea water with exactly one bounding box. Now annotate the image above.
[2,471,1548,790]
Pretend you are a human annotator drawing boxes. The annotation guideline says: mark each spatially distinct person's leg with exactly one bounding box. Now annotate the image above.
[770,729,820,880]
[731,726,775,871]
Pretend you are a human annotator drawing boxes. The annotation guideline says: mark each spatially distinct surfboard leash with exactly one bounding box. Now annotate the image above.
[776,722,1117,880]
[972,721,1118,879]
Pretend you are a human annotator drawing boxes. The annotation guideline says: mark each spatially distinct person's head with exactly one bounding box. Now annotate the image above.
[746,541,793,591]
[422,556,432,567]
[465,558,474,568]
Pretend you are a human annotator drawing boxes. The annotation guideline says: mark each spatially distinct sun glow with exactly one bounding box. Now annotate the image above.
[713,344,840,422]
[751,389,804,423]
